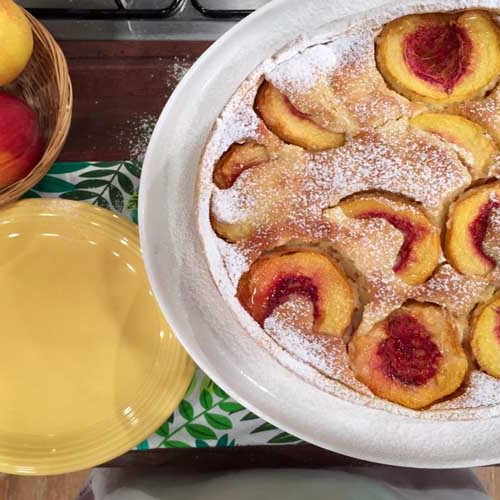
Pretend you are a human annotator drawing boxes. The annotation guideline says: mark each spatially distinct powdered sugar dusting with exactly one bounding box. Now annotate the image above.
[266,31,368,94]
[453,85,500,145]
[413,264,492,319]
[266,25,417,135]
[306,121,470,222]
[264,297,369,392]
[121,113,157,162]
[201,81,263,177]
[211,119,469,240]
[435,371,500,409]
[197,3,500,418]
[324,207,404,279]
[217,239,251,288]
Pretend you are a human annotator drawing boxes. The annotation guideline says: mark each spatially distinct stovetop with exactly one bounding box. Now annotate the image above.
[19,0,270,40]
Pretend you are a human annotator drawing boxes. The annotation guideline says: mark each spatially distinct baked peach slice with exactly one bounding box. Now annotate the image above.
[376,11,500,104]
[410,113,497,179]
[471,293,500,378]
[339,194,440,285]
[238,249,356,337]
[213,141,270,189]
[445,182,500,276]
[349,302,467,409]
[254,80,344,151]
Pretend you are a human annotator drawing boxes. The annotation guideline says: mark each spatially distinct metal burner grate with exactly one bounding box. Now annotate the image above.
[19,0,270,40]
[191,0,251,18]
[24,0,254,19]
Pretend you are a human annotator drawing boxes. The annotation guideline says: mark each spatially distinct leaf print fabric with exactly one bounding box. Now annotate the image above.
[30,161,141,221]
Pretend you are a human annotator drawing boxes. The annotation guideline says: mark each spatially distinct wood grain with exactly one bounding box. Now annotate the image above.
[475,466,500,499]
[0,470,89,500]
[58,41,211,162]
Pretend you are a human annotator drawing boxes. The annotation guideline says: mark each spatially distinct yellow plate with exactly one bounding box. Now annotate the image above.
[0,199,194,475]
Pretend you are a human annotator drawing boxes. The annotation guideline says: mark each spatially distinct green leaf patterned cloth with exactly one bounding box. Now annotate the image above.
[27,160,300,450]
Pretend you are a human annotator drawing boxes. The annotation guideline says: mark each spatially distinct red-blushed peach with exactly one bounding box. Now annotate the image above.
[376,11,500,104]
[445,182,500,276]
[237,249,356,337]
[349,302,468,409]
[338,193,440,285]
[0,0,33,86]
[254,80,344,151]
[410,113,497,179]
[471,293,500,378]
[0,92,43,188]
[213,141,270,189]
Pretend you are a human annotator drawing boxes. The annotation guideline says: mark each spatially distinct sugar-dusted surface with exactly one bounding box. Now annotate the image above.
[413,264,492,320]
[434,371,500,409]
[305,120,470,223]
[264,297,370,393]
[265,26,419,135]
[453,84,500,146]
[211,120,470,248]
[198,4,500,417]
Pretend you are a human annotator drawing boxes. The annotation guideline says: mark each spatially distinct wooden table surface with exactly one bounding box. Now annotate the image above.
[58,40,211,162]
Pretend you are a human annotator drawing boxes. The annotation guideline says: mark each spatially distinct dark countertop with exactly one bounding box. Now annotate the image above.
[58,40,210,162]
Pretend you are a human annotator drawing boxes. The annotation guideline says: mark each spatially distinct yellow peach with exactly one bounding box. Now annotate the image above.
[349,303,467,409]
[471,293,500,378]
[410,113,497,178]
[254,80,344,151]
[339,193,440,285]
[238,249,356,337]
[0,0,33,86]
[376,11,500,104]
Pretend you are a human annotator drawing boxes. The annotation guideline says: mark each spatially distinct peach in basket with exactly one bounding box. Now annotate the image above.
[0,0,33,87]
[238,249,356,337]
[376,10,500,105]
[0,8,72,205]
[0,92,43,188]
[349,302,468,409]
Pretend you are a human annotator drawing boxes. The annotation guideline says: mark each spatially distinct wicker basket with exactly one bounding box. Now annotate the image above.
[0,10,72,206]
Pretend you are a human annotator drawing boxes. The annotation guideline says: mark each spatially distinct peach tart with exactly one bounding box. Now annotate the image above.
[199,7,500,414]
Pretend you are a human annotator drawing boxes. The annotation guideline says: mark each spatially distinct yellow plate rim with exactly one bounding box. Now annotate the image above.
[0,199,195,476]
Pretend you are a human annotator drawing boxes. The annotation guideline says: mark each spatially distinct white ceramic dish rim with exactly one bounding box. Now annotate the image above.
[140,0,500,467]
